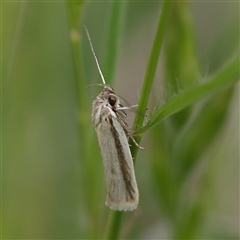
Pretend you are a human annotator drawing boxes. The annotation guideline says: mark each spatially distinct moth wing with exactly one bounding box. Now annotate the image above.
[95,111,139,211]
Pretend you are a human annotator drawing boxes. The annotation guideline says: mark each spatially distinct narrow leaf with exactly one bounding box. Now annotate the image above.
[137,57,239,135]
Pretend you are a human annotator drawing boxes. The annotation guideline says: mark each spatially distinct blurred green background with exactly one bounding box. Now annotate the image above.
[2,1,239,239]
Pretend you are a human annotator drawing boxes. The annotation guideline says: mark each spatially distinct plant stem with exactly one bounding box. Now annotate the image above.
[131,0,171,160]
[66,1,89,139]
[104,1,171,239]
[66,1,99,237]
[104,211,123,240]
[103,1,125,85]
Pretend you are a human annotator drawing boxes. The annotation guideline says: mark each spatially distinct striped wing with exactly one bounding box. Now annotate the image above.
[93,102,139,211]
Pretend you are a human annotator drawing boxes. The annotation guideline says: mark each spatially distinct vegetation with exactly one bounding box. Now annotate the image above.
[2,1,239,239]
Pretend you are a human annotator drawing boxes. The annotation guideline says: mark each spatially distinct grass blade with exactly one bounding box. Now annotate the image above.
[132,1,171,132]
[137,56,239,136]
[104,1,172,239]
[103,1,125,85]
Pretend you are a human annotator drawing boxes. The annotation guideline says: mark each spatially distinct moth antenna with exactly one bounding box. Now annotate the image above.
[84,25,106,85]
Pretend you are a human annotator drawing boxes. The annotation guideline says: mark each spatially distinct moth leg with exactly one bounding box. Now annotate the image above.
[129,134,144,150]
[116,104,138,111]
[117,115,144,150]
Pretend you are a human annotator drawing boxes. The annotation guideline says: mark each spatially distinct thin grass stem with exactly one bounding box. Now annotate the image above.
[104,1,172,239]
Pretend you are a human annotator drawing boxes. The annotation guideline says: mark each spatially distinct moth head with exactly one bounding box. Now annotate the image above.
[108,94,119,108]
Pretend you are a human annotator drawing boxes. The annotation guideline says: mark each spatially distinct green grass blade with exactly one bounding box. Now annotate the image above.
[130,0,171,163]
[103,1,125,85]
[137,56,239,136]
[132,1,171,132]
[103,2,172,239]
[66,1,89,127]
[104,211,123,240]
[164,2,200,93]
[164,1,200,128]
[66,1,100,238]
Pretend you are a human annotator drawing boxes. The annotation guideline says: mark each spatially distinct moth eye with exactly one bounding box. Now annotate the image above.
[108,96,117,107]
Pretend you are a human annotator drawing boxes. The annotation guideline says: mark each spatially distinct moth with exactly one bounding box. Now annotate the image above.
[85,26,143,211]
